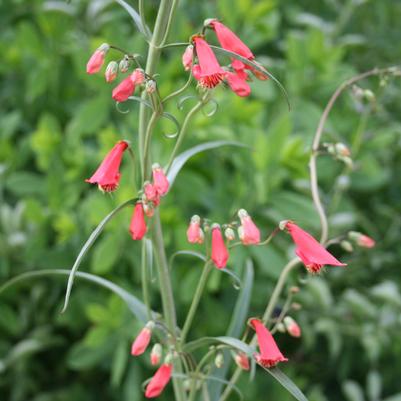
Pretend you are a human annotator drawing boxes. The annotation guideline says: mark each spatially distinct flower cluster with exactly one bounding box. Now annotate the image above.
[186,209,260,268]
[182,20,269,97]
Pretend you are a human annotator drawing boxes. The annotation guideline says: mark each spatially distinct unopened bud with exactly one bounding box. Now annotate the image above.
[283,316,301,338]
[105,61,118,82]
[119,56,130,73]
[291,302,302,311]
[340,240,354,253]
[146,80,157,94]
[224,227,235,241]
[348,231,375,248]
[234,352,250,370]
[215,352,224,368]
[182,45,194,71]
[143,202,155,217]
[335,143,351,157]
[290,286,300,294]
[150,343,162,366]
[276,322,286,333]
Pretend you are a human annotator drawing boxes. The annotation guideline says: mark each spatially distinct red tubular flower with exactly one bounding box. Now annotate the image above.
[152,164,169,196]
[112,69,145,102]
[182,44,194,71]
[130,203,147,240]
[238,209,260,244]
[283,316,301,338]
[225,71,251,97]
[144,182,158,202]
[145,363,173,398]
[285,221,346,273]
[234,352,250,371]
[85,140,128,192]
[192,36,226,89]
[211,224,229,268]
[86,43,109,74]
[186,215,204,244]
[131,322,153,356]
[250,319,288,368]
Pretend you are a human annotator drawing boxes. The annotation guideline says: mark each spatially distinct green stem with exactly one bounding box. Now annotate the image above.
[166,101,205,172]
[180,261,213,344]
[141,239,152,321]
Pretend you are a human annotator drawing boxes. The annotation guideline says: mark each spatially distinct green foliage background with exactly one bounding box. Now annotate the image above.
[1,0,401,400]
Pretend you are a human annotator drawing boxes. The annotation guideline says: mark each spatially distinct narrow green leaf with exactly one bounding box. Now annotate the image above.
[209,45,291,110]
[61,198,136,313]
[184,336,254,355]
[166,140,248,187]
[261,366,309,401]
[114,0,151,39]
[0,269,152,322]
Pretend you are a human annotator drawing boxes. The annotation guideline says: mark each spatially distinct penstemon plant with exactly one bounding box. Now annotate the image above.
[2,1,400,401]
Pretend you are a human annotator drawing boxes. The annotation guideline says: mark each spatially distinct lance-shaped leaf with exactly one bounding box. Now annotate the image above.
[61,198,136,313]
[114,0,151,39]
[0,269,153,322]
[166,140,249,187]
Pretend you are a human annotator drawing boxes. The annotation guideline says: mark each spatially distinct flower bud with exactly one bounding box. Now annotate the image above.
[290,286,299,294]
[86,43,110,74]
[144,181,158,202]
[105,61,118,83]
[152,163,169,196]
[276,322,286,333]
[119,56,130,73]
[146,79,157,94]
[335,143,351,157]
[348,231,375,248]
[215,352,224,368]
[234,352,250,371]
[291,302,302,311]
[131,68,145,85]
[131,321,154,356]
[187,215,204,244]
[340,240,354,252]
[182,45,194,71]
[150,343,162,366]
[143,202,155,218]
[283,316,301,338]
[224,227,235,241]
[237,209,260,245]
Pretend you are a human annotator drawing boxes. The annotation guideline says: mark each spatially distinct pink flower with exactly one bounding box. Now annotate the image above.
[131,323,153,356]
[152,164,169,196]
[211,224,229,269]
[86,43,109,74]
[112,69,145,102]
[130,203,147,240]
[182,45,194,71]
[150,344,162,366]
[225,71,251,97]
[234,352,250,370]
[186,215,204,244]
[85,140,128,192]
[250,319,288,368]
[283,316,301,338]
[144,182,158,202]
[145,363,173,398]
[208,20,269,80]
[237,209,260,244]
[192,36,225,89]
[285,221,346,273]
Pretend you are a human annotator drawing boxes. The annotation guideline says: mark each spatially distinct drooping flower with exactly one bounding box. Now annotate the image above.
[112,69,145,102]
[234,352,250,371]
[86,43,109,74]
[348,231,375,248]
[250,319,288,368]
[208,20,268,80]
[192,36,226,89]
[283,316,301,338]
[182,44,194,71]
[85,140,128,192]
[237,209,260,244]
[152,164,169,196]
[186,215,204,244]
[145,363,173,398]
[131,322,154,356]
[225,71,251,97]
[130,203,147,240]
[105,61,118,82]
[284,221,346,273]
[150,343,162,366]
[211,224,229,268]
